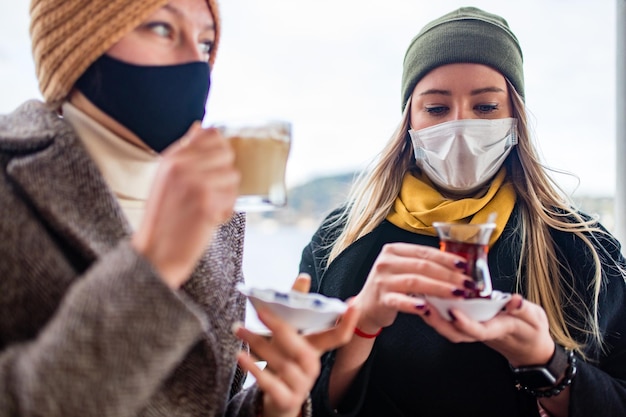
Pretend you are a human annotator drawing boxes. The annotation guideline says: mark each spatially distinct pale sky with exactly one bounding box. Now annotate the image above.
[0,1,617,196]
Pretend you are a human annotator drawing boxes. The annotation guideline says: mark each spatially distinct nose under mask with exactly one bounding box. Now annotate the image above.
[409,118,518,194]
[75,54,211,153]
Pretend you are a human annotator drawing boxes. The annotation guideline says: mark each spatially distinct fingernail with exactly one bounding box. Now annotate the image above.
[448,310,457,321]
[454,260,468,270]
[231,321,243,334]
[452,289,466,297]
[424,309,431,317]
[416,303,426,310]
[517,299,523,310]
[463,280,477,290]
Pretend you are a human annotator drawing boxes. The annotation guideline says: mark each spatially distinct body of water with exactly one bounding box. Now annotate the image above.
[242,219,317,290]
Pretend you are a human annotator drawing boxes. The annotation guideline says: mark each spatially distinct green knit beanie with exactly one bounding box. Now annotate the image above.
[400,6,524,111]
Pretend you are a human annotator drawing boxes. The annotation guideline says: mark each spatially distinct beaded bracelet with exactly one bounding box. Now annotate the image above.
[516,349,578,398]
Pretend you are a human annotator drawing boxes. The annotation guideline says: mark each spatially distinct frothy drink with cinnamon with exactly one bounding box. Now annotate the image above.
[220,120,291,211]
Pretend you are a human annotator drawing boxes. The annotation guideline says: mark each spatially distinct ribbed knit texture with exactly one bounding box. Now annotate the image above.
[29,0,221,107]
[400,6,524,111]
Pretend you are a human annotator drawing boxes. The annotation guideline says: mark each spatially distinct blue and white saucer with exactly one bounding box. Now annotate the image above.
[238,284,347,335]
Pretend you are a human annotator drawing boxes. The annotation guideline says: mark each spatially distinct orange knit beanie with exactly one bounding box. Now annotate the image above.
[29,0,221,107]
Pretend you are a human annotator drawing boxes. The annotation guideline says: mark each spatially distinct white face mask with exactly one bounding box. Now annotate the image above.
[408,118,518,195]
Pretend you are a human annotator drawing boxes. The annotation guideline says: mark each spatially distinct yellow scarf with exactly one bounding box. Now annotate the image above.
[386,169,516,246]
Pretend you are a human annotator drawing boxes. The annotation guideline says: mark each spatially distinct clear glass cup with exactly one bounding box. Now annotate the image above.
[217,120,292,211]
[432,222,495,297]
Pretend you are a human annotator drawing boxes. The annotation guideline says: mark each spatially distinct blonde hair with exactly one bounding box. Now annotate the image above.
[326,79,613,358]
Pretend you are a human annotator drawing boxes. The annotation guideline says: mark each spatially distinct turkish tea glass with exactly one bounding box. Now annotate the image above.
[432,222,495,298]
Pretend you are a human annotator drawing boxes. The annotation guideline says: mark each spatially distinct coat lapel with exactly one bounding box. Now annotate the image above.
[4,101,130,262]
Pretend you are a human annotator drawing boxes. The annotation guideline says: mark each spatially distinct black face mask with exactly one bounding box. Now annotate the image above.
[75,54,210,152]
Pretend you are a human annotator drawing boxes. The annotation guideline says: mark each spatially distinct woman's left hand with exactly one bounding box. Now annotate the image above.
[234,300,360,417]
[421,293,555,367]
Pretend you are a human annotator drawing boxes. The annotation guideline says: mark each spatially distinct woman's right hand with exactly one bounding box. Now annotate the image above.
[353,242,471,333]
[235,300,360,417]
[131,122,240,289]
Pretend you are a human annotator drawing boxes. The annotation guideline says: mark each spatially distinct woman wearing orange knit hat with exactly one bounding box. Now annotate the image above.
[0,1,359,416]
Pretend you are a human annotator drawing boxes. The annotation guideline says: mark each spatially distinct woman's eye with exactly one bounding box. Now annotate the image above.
[147,22,172,38]
[476,104,498,113]
[199,41,213,55]
[425,106,448,115]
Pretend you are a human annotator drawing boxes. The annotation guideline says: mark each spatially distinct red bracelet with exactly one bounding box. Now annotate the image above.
[354,327,382,338]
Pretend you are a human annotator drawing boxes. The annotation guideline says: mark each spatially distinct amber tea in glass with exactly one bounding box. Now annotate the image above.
[433,222,495,298]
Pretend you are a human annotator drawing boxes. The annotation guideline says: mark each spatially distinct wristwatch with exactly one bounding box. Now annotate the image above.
[511,344,569,389]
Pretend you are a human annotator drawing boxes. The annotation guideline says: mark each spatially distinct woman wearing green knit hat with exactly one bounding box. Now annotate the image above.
[0,0,361,416]
[300,6,626,416]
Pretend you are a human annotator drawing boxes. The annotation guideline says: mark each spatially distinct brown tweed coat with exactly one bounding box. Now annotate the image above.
[0,100,259,417]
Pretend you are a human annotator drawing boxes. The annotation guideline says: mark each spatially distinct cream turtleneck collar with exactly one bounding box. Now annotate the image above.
[61,102,160,230]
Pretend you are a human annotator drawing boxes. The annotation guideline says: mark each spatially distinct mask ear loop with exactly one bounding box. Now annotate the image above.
[509,125,519,146]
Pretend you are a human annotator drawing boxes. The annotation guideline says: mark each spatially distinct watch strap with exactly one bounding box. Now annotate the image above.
[512,345,577,397]
[542,343,569,381]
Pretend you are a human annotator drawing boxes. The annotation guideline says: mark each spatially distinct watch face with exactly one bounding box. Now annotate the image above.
[513,367,558,389]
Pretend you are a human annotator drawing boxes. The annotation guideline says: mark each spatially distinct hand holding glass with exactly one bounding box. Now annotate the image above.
[433,221,495,297]
[425,221,511,322]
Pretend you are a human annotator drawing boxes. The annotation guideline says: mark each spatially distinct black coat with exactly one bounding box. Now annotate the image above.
[300,206,626,417]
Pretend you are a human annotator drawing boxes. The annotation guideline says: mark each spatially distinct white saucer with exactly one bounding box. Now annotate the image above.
[424,290,512,322]
[238,284,348,334]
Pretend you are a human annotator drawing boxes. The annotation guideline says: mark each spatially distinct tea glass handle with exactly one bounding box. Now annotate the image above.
[474,258,493,297]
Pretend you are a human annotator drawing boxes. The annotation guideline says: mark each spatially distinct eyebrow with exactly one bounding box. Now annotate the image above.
[470,86,506,95]
[419,88,451,96]
[162,4,215,31]
[418,86,506,96]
